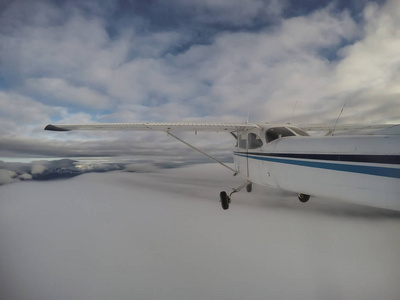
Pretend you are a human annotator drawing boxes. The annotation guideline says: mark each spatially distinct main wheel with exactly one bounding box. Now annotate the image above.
[246,183,252,193]
[220,191,230,210]
[298,193,310,203]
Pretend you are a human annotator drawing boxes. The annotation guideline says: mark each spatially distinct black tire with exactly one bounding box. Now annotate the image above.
[298,193,310,203]
[246,183,252,193]
[220,191,230,210]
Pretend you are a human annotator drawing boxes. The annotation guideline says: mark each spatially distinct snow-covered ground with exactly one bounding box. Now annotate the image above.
[1,164,399,300]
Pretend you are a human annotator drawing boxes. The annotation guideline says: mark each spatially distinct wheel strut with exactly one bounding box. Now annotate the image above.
[220,181,251,210]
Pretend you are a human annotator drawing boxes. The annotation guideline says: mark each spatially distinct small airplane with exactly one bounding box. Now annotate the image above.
[45,122,400,211]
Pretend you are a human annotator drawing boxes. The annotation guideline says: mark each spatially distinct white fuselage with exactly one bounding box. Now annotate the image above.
[234,125,400,211]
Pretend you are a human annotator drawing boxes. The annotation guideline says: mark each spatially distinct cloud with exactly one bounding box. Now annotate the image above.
[123,162,160,173]
[0,158,183,186]
[333,1,400,123]
[31,162,47,175]
[165,6,360,123]
[0,159,121,185]
[0,0,398,159]
[0,169,17,184]
[0,164,399,299]
[0,4,108,79]
[19,173,32,180]
[25,78,112,110]
[81,4,362,124]
[0,91,65,136]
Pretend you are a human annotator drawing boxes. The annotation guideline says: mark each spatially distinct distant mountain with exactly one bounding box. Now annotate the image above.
[32,168,82,180]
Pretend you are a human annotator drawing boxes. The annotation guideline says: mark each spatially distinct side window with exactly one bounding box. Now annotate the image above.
[238,134,247,149]
[266,127,295,143]
[266,129,279,143]
[248,133,263,149]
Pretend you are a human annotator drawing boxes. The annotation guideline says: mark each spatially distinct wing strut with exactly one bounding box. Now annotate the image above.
[167,132,237,174]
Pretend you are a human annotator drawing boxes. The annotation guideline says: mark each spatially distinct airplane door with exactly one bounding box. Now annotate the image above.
[244,131,250,178]
[247,131,264,183]
[236,131,249,178]
[246,133,249,178]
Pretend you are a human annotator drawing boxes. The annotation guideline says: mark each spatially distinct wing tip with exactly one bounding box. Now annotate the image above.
[44,124,70,131]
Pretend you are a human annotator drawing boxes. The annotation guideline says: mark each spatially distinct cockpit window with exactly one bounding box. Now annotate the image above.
[266,127,295,143]
[289,127,309,136]
[248,133,263,149]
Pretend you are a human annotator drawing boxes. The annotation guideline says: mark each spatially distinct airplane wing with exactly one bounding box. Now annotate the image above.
[298,124,397,132]
[45,122,398,133]
[44,122,259,132]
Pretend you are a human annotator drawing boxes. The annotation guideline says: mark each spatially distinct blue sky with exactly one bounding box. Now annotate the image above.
[0,0,399,158]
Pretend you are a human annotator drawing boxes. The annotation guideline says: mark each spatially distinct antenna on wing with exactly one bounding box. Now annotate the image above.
[289,100,297,124]
[332,104,346,136]
[246,106,251,124]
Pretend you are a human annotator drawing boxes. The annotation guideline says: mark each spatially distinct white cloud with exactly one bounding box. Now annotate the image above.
[25,78,111,110]
[86,5,361,123]
[17,14,108,79]
[169,7,359,123]
[19,173,32,180]
[333,0,400,123]
[31,162,47,174]
[0,92,61,123]
[0,91,66,137]
[0,0,399,159]
[0,164,399,299]
[124,163,160,173]
[0,169,17,184]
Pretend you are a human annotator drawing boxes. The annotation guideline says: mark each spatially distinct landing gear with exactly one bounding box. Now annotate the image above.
[246,183,252,193]
[220,191,230,210]
[220,181,251,210]
[298,193,310,203]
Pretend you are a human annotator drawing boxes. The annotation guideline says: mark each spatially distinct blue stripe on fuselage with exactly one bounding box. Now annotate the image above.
[234,152,400,179]
[248,153,400,164]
